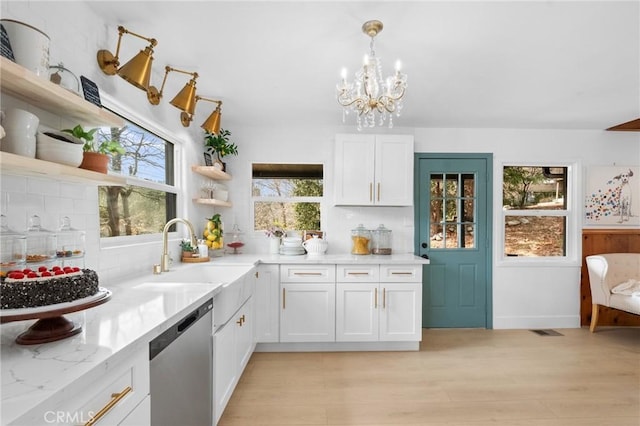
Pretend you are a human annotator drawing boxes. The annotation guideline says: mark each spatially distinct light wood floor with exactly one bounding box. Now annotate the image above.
[219,327,640,425]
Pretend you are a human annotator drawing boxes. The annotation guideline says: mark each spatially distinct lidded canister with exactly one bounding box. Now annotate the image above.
[25,214,57,264]
[0,214,26,276]
[57,216,85,259]
[350,224,371,255]
[371,224,392,255]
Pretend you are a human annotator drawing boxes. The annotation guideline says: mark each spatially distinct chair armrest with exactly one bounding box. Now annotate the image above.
[586,255,611,306]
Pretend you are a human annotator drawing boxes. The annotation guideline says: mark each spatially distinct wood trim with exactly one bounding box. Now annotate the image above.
[581,228,640,327]
[606,118,640,131]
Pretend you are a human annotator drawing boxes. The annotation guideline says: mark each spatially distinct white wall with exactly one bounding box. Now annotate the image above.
[1,2,638,328]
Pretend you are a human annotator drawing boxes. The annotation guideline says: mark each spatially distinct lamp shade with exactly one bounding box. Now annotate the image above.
[117,46,154,91]
[170,78,197,114]
[201,106,221,134]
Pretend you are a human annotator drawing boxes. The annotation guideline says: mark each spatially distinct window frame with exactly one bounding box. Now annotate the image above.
[497,160,580,266]
[250,162,325,235]
[99,94,183,249]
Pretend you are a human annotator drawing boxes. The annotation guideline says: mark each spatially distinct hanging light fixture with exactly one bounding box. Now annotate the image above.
[97,26,157,92]
[336,20,407,130]
[181,96,223,134]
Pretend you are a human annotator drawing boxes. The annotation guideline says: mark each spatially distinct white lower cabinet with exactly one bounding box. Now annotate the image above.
[255,264,280,342]
[214,292,255,424]
[119,395,150,426]
[336,264,422,342]
[12,347,150,426]
[280,264,336,342]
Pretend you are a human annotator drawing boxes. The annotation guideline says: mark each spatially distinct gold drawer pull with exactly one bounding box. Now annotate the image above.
[377,182,380,202]
[84,386,132,426]
[347,272,370,275]
[383,288,386,309]
[369,182,373,202]
[374,288,378,309]
[390,272,414,275]
[293,272,323,276]
[282,288,286,309]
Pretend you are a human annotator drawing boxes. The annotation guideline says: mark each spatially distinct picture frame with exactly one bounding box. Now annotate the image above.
[585,165,639,226]
[203,152,213,166]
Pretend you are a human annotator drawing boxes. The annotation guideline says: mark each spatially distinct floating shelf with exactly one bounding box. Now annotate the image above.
[192,198,232,207]
[0,57,123,128]
[0,152,127,185]
[191,165,232,180]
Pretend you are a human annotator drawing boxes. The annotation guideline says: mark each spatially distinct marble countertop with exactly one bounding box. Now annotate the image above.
[1,253,426,424]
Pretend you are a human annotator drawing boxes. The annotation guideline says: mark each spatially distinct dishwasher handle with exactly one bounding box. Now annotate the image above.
[177,314,197,333]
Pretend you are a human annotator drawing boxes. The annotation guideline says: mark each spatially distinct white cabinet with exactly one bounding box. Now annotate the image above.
[213,270,256,424]
[119,396,151,426]
[336,264,422,342]
[334,134,414,206]
[255,264,280,342]
[280,264,336,342]
[11,347,150,425]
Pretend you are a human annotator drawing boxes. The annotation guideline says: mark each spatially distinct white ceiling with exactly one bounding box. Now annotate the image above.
[87,1,640,131]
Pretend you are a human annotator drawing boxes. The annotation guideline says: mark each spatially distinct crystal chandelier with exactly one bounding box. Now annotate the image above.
[337,20,407,130]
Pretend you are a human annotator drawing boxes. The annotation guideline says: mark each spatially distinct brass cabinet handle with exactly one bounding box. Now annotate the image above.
[391,272,413,275]
[383,288,386,309]
[347,272,370,276]
[236,314,245,326]
[282,288,286,309]
[293,272,323,276]
[369,182,373,202]
[374,288,378,309]
[377,182,380,202]
[84,386,132,426]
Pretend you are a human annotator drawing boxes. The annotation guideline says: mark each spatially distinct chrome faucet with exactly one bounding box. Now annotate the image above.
[161,218,198,272]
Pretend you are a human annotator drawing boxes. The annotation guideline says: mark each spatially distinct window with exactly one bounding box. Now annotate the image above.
[96,117,176,237]
[502,165,570,258]
[252,163,323,232]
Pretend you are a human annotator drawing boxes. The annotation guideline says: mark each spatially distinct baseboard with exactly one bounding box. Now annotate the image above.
[493,315,580,329]
[255,341,420,352]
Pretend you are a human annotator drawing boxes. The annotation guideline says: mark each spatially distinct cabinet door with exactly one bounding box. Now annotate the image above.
[336,282,379,342]
[255,264,280,342]
[237,297,254,371]
[379,283,422,341]
[334,134,376,205]
[375,135,414,206]
[214,322,237,423]
[280,283,336,342]
[118,395,150,426]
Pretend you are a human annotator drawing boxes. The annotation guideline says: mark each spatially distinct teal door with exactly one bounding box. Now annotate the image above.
[415,154,492,328]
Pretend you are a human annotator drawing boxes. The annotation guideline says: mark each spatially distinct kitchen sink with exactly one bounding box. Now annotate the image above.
[152,264,253,284]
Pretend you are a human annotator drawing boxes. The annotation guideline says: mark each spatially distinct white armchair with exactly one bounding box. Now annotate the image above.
[586,253,640,332]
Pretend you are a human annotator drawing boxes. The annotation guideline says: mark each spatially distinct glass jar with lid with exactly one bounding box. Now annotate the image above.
[57,216,85,267]
[25,215,57,265]
[351,224,371,255]
[371,224,392,255]
[0,214,26,276]
[226,223,245,254]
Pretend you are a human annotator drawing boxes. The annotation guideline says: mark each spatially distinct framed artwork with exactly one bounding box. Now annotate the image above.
[203,152,213,166]
[585,165,639,226]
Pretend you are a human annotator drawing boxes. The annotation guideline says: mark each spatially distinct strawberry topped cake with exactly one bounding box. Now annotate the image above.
[0,266,100,309]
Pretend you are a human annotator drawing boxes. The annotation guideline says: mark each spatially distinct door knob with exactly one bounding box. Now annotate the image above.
[421,242,427,248]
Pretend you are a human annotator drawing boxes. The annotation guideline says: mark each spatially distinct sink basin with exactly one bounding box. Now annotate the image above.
[152,264,254,284]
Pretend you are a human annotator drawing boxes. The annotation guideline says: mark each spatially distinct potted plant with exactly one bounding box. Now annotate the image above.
[62,125,125,173]
[204,129,238,172]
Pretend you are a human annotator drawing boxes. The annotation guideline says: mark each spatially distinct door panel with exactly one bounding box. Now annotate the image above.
[416,154,492,328]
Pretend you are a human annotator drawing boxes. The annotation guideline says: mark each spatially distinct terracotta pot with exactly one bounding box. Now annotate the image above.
[79,152,108,173]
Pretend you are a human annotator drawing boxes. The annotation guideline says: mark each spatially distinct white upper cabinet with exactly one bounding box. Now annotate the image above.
[334,134,414,206]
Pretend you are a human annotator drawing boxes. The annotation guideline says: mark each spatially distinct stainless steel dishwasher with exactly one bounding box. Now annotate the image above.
[150,298,213,426]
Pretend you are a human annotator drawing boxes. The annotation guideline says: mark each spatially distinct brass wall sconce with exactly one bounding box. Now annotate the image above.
[97,26,157,92]
[148,66,198,115]
[181,96,223,133]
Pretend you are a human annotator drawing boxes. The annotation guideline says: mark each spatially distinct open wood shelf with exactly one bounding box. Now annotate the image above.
[191,165,232,180]
[192,198,232,207]
[0,57,123,128]
[0,152,127,185]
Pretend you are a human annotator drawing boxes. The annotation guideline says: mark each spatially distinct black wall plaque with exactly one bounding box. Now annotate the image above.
[80,76,101,107]
[0,24,15,61]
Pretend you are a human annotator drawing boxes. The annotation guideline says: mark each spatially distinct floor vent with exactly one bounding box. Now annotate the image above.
[530,329,563,336]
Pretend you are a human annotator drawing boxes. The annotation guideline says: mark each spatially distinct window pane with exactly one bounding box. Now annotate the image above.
[503,166,566,209]
[252,178,323,197]
[254,201,320,231]
[504,215,566,257]
[99,187,174,237]
[96,122,171,184]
